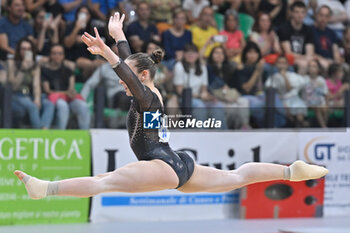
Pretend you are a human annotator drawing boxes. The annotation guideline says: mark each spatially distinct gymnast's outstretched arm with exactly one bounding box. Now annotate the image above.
[81,26,153,111]
[108,12,131,60]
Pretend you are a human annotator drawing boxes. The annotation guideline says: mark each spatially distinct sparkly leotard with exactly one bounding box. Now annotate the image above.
[112,41,194,188]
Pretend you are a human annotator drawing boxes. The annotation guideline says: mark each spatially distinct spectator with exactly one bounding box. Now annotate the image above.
[183,0,209,24]
[304,59,328,128]
[173,43,227,128]
[304,0,318,26]
[265,55,307,127]
[25,0,64,14]
[259,0,288,28]
[88,0,126,21]
[190,6,219,58]
[63,5,105,80]
[207,45,250,129]
[162,9,192,70]
[42,44,91,129]
[8,38,54,128]
[340,27,350,64]
[277,1,314,75]
[241,0,261,17]
[250,12,281,56]
[58,0,84,23]
[0,62,6,84]
[145,0,180,23]
[312,5,341,69]
[219,10,245,61]
[318,0,347,39]
[126,1,159,53]
[33,8,61,56]
[81,62,130,110]
[143,40,172,100]
[0,0,34,58]
[326,63,349,108]
[233,42,285,127]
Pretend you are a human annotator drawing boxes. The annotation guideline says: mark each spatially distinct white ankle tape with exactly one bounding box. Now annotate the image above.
[26,177,49,200]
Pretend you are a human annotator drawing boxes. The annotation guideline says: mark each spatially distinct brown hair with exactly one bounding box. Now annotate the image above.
[126,49,164,80]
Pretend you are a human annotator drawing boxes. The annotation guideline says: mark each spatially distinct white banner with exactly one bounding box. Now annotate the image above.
[90,130,297,222]
[298,129,350,216]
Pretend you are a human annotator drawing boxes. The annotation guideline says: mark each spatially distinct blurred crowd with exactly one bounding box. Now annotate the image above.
[0,0,350,129]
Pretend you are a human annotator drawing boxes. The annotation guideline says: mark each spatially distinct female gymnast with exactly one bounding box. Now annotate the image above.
[14,13,328,199]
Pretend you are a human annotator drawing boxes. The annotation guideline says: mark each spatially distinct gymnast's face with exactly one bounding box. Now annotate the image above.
[120,59,150,97]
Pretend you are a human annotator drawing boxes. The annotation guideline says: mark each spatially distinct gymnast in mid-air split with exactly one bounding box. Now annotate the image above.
[14,13,328,200]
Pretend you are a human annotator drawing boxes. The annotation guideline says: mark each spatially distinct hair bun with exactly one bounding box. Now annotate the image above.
[150,49,164,64]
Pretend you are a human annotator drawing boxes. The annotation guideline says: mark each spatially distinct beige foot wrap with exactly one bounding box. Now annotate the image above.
[23,176,49,200]
[289,160,329,182]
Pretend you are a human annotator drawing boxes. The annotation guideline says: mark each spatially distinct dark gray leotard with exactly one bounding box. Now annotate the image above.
[112,41,194,188]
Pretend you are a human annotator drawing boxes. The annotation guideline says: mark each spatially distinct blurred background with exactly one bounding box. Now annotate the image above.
[0,0,350,232]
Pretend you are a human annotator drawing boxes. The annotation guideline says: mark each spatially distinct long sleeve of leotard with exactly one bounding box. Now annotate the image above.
[113,60,154,112]
[117,40,131,60]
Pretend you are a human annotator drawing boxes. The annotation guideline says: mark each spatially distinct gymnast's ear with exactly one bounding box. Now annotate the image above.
[141,70,150,82]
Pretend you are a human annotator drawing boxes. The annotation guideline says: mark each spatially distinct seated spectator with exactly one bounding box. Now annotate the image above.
[58,0,84,23]
[207,45,250,129]
[277,1,314,75]
[326,63,350,108]
[162,9,192,70]
[303,59,328,128]
[33,8,61,56]
[303,0,317,26]
[259,0,288,28]
[340,27,350,64]
[233,42,285,127]
[250,12,281,56]
[126,1,160,53]
[63,5,105,80]
[25,0,64,15]
[183,0,209,24]
[219,10,245,61]
[241,0,261,17]
[0,0,35,58]
[42,44,90,129]
[318,0,347,39]
[312,5,341,69]
[0,62,7,84]
[265,55,307,127]
[81,62,129,110]
[88,0,126,21]
[146,0,180,23]
[191,6,219,58]
[173,44,227,128]
[8,38,54,128]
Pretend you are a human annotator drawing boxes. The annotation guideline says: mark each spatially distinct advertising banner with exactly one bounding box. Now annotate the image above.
[298,129,350,216]
[0,130,91,225]
[90,130,296,222]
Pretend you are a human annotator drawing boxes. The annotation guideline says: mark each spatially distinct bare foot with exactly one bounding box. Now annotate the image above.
[14,170,26,182]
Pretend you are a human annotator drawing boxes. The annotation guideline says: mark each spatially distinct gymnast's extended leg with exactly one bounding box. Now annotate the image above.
[177,161,328,193]
[14,159,179,199]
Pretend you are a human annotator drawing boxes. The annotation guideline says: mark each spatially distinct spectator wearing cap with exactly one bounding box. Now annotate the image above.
[145,0,180,23]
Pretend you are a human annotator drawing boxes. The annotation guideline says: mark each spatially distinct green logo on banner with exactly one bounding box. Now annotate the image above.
[0,130,91,225]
